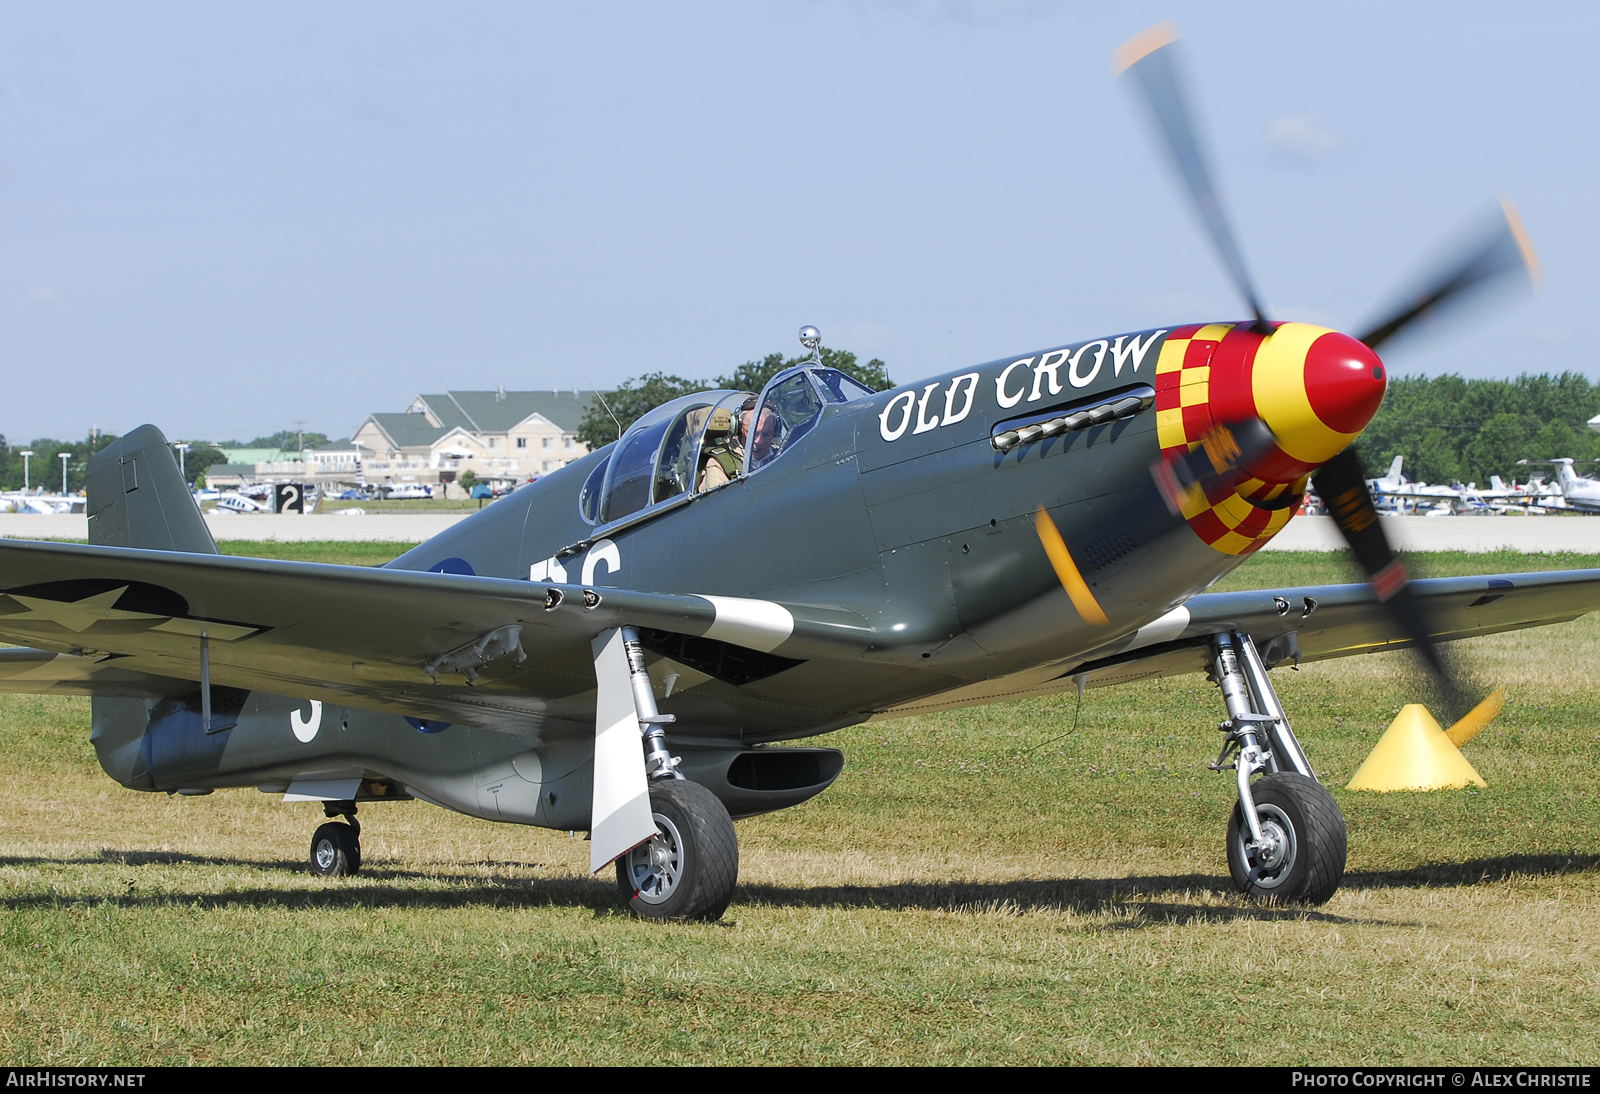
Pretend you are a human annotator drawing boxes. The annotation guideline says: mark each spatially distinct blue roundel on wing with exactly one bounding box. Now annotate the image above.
[405,717,452,734]
[428,557,475,576]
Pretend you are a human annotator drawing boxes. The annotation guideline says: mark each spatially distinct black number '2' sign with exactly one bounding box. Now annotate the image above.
[275,483,305,514]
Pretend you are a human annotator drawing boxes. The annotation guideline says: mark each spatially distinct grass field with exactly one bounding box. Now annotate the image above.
[1,546,1598,1064]
[311,498,492,513]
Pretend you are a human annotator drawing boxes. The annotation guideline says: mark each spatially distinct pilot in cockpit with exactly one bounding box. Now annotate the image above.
[696,397,754,491]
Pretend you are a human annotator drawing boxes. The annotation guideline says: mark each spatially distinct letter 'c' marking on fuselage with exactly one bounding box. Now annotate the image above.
[291,700,323,743]
[1070,340,1109,388]
[995,359,1032,409]
[942,373,980,425]
[582,539,621,585]
[696,595,795,653]
[879,390,917,441]
[912,384,942,434]
[1031,349,1069,402]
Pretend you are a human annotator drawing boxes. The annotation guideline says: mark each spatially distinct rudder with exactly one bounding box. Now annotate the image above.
[86,425,218,553]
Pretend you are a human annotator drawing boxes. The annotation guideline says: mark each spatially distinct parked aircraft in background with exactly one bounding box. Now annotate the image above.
[1518,459,1600,513]
[213,493,267,514]
[0,491,85,515]
[1368,458,1469,515]
[1368,456,1405,497]
[1363,456,1572,516]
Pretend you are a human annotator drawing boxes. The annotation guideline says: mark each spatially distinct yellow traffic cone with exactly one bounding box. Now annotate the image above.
[1346,704,1488,791]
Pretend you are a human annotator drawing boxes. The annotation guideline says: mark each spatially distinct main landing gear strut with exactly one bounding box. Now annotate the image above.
[613,627,739,922]
[1207,632,1346,904]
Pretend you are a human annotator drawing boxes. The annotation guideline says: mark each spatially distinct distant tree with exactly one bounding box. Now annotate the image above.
[1462,413,1530,486]
[247,429,331,452]
[459,469,479,492]
[720,346,891,395]
[174,440,229,486]
[0,432,118,494]
[577,347,893,450]
[1410,428,1464,485]
[1354,372,1600,486]
[1528,420,1586,463]
[575,373,711,452]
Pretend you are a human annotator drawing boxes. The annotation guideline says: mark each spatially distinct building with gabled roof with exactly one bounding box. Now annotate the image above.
[350,389,597,488]
[403,389,591,434]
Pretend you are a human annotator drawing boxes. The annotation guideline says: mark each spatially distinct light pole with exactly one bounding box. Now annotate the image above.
[57,453,69,496]
[18,451,32,491]
[173,443,192,486]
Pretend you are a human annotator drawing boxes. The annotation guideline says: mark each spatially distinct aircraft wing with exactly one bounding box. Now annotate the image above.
[0,647,195,699]
[1073,567,1600,686]
[0,539,873,735]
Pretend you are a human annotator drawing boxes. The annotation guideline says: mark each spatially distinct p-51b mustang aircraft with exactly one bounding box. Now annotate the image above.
[0,25,1589,920]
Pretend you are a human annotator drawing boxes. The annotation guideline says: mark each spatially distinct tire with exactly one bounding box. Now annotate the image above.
[1226,772,1346,905]
[615,780,739,922]
[310,821,361,878]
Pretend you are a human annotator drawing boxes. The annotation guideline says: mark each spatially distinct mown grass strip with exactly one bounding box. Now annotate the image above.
[0,550,1595,1062]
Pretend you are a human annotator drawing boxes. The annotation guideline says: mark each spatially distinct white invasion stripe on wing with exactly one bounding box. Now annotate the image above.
[698,596,796,653]
[1122,605,1191,653]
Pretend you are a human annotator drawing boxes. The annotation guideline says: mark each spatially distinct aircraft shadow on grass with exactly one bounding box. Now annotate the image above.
[0,851,1591,923]
[736,875,1357,926]
[1340,853,1600,891]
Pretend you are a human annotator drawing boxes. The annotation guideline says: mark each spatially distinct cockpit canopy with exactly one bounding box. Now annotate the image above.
[581,365,877,528]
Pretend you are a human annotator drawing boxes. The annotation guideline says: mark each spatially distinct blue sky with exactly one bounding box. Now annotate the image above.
[1,2,1593,442]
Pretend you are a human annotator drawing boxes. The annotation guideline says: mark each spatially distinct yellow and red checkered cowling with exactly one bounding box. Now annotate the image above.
[1154,322,1386,556]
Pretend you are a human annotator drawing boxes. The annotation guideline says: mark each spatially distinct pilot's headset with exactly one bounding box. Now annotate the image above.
[705,407,733,435]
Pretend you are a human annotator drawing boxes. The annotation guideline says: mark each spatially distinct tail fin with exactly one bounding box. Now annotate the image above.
[1555,458,1580,492]
[86,425,217,553]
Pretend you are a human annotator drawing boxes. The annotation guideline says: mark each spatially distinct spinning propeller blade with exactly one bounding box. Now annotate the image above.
[1116,25,1541,714]
[1310,447,1464,711]
[1149,419,1278,516]
[1035,507,1110,626]
[1312,203,1540,711]
[1115,22,1269,330]
[1356,198,1543,352]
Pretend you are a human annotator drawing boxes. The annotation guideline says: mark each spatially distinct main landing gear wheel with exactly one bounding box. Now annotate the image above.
[616,779,738,922]
[1227,772,1346,905]
[310,822,361,877]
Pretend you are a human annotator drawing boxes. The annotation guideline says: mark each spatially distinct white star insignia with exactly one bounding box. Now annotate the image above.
[3,587,168,633]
